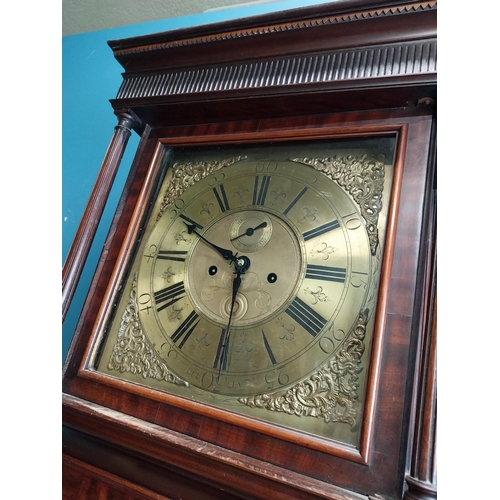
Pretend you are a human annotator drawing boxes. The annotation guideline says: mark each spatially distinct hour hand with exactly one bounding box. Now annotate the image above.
[185,223,237,263]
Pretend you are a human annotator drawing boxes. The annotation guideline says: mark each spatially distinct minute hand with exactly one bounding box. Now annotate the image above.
[217,268,242,382]
[185,223,237,263]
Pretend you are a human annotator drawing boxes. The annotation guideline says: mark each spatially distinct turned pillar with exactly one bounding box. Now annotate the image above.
[62,110,140,322]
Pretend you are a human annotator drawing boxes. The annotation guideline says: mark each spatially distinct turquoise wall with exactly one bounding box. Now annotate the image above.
[62,1,332,362]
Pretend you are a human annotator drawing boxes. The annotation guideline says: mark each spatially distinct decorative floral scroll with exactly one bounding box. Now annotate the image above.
[239,309,369,428]
[156,156,246,221]
[107,274,188,387]
[290,154,386,255]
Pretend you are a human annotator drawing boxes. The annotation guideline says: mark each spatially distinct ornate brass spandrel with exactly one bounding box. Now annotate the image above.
[156,156,247,221]
[239,308,369,428]
[290,154,386,255]
[107,273,189,387]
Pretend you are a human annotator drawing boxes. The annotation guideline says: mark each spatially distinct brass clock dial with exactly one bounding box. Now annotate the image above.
[136,159,371,397]
[97,138,394,444]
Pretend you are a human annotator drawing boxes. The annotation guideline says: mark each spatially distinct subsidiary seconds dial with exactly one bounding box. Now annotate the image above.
[229,211,272,253]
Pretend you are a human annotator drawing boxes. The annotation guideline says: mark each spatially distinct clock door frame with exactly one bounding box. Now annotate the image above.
[63,2,437,500]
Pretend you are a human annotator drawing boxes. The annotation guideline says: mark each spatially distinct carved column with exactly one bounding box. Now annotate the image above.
[404,301,437,500]
[62,110,140,322]
[404,194,437,500]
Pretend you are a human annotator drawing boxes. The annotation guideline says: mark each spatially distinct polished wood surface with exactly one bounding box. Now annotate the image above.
[404,183,437,500]
[63,454,174,500]
[63,2,437,499]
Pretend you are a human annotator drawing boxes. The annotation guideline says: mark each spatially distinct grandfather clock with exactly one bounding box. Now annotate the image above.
[62,1,437,499]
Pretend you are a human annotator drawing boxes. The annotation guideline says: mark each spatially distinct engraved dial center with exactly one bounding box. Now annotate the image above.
[187,210,303,327]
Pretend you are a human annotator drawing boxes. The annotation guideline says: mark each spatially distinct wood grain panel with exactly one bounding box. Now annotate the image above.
[63,454,175,500]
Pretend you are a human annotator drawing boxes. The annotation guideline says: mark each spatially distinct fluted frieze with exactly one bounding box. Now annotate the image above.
[116,39,436,101]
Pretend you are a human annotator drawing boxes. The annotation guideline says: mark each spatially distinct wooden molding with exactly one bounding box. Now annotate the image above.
[63,393,370,500]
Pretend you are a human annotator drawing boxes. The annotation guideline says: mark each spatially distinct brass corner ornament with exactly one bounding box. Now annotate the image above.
[239,309,368,428]
[107,273,189,388]
[290,154,385,255]
[156,156,247,221]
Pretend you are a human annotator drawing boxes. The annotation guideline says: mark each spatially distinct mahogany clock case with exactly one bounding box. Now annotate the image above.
[63,111,434,499]
[89,132,398,453]
[63,2,437,500]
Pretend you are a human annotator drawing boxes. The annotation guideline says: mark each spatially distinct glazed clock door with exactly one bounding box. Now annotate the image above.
[90,135,396,451]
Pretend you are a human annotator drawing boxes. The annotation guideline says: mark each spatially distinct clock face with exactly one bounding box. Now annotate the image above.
[94,138,395,445]
[137,160,370,397]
